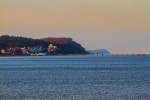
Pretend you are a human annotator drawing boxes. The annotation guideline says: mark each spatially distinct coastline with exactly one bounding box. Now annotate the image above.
[0,54,148,58]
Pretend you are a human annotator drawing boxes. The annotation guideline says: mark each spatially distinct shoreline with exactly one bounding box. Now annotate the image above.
[0,54,148,57]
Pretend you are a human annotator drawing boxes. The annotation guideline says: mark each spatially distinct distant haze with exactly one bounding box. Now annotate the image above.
[0,0,150,54]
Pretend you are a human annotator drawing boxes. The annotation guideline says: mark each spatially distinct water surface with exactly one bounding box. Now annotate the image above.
[0,55,150,100]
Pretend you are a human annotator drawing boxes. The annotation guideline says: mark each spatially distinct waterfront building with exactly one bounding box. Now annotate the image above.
[48,44,58,54]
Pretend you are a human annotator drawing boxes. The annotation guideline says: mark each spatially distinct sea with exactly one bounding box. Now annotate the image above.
[0,55,150,100]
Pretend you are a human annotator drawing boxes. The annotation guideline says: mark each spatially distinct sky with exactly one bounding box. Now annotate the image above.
[0,0,150,54]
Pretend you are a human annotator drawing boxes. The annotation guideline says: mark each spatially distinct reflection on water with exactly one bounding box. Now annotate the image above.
[0,55,150,100]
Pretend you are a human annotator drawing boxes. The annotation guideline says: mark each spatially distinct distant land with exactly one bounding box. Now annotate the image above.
[0,35,148,56]
[0,35,88,56]
[88,49,111,56]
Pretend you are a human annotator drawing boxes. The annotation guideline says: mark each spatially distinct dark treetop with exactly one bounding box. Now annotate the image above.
[0,35,87,55]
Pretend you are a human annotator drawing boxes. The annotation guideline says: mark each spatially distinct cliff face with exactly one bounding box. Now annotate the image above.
[42,37,72,45]
[0,35,87,55]
[41,37,87,54]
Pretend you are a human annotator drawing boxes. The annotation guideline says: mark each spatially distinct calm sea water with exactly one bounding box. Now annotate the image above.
[0,55,150,100]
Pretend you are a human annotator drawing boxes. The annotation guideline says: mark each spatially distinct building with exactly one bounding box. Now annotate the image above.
[48,44,58,54]
[0,49,10,55]
[27,46,45,54]
[7,47,23,55]
[0,49,5,54]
